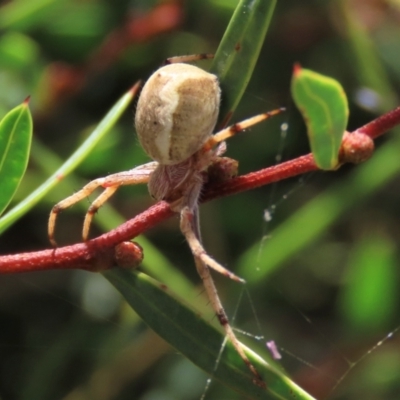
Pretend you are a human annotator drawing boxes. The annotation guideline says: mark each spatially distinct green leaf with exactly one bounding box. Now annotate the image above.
[210,0,277,126]
[0,98,32,216]
[104,269,316,400]
[337,235,397,333]
[291,64,349,170]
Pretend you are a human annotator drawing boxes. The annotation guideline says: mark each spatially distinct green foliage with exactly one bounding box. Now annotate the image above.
[0,99,32,215]
[291,65,348,170]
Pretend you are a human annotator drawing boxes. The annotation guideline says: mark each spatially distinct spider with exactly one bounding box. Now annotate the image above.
[48,54,284,387]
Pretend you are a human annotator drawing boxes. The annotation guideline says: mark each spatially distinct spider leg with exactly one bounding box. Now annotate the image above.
[180,207,244,282]
[203,107,286,151]
[163,53,214,65]
[181,206,265,387]
[82,185,119,241]
[48,162,157,246]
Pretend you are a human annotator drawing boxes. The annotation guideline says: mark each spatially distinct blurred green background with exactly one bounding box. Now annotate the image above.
[1,0,400,399]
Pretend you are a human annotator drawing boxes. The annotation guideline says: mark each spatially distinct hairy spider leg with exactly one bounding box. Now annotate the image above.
[180,206,265,388]
[48,162,157,246]
[204,108,286,151]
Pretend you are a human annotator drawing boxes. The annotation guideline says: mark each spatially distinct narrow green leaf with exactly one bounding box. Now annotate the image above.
[210,0,277,125]
[0,98,32,216]
[291,64,349,170]
[104,269,316,400]
[338,235,397,332]
[0,85,136,233]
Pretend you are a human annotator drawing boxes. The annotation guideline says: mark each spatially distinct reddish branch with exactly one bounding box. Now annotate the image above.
[0,106,400,274]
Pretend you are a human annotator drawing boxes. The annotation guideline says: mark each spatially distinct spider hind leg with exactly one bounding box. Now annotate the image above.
[180,207,244,282]
[180,206,265,387]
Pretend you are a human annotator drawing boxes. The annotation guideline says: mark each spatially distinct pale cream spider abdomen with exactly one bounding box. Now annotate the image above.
[135,63,220,165]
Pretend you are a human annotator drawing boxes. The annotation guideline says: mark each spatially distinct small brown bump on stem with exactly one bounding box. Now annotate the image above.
[339,130,375,164]
[114,241,143,268]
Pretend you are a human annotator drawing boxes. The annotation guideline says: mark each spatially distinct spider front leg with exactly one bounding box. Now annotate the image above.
[48,162,157,246]
[203,107,286,152]
[164,53,214,65]
[180,206,265,387]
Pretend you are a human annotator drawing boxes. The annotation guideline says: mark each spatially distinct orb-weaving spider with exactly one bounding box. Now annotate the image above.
[48,54,283,387]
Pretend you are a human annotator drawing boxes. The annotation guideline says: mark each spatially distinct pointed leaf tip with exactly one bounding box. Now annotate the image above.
[293,63,302,76]
[23,96,31,105]
[130,80,142,95]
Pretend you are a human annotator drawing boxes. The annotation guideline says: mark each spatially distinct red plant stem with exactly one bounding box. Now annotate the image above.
[357,105,400,139]
[0,157,317,274]
[1,106,400,274]
[204,154,317,200]
[0,203,172,274]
